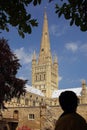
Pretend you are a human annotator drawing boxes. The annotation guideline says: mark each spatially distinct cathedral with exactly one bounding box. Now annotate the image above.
[32,11,58,98]
[1,11,87,130]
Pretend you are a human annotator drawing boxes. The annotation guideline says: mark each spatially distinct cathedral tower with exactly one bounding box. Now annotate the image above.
[32,11,58,98]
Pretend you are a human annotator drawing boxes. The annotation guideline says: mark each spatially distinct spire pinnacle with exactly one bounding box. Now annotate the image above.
[53,53,57,62]
[32,50,36,60]
[38,11,52,64]
[82,80,86,89]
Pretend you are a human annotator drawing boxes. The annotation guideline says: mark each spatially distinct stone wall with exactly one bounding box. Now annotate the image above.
[3,104,87,130]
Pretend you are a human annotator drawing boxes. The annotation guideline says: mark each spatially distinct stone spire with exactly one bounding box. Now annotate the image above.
[38,11,52,64]
[32,50,36,60]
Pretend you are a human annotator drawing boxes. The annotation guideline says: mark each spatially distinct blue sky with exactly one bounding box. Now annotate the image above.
[1,1,87,89]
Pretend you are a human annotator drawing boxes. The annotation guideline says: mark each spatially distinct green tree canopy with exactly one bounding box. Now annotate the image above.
[0,0,87,38]
[0,0,42,38]
[0,38,27,109]
[55,0,87,31]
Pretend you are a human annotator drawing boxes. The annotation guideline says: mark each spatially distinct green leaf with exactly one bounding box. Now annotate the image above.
[18,30,25,38]
[81,24,87,31]
[55,4,59,14]
[33,0,37,6]
[64,13,70,19]
[70,19,74,26]
[27,25,32,34]
[30,19,38,26]
[75,18,80,26]
[38,0,41,4]
[33,0,42,5]
[6,27,9,32]
[58,11,63,17]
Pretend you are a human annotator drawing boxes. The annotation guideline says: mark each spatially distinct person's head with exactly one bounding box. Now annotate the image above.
[59,91,79,113]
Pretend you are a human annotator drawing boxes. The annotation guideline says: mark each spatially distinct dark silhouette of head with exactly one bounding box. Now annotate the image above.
[59,91,79,113]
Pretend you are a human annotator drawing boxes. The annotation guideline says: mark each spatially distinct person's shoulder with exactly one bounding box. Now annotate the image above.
[73,113,87,128]
[74,113,86,121]
[55,113,87,130]
[59,112,86,123]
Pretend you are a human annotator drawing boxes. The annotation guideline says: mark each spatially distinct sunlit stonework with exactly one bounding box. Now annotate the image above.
[32,11,58,98]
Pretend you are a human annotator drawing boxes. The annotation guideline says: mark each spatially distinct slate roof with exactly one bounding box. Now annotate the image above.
[52,87,82,98]
[25,84,44,96]
[25,84,82,98]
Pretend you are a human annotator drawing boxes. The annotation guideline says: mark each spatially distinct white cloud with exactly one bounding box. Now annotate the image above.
[59,76,63,82]
[80,43,87,53]
[14,47,33,64]
[50,24,68,37]
[65,42,87,56]
[65,42,78,52]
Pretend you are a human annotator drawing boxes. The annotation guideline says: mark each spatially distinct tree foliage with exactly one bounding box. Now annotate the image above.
[0,0,87,38]
[55,0,87,31]
[0,38,27,109]
[0,0,42,38]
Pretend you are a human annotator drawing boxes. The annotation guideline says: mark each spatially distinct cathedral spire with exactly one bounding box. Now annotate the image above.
[32,10,58,97]
[38,10,52,64]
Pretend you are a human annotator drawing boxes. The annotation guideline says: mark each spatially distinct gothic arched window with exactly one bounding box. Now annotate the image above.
[36,75,37,81]
[33,101,35,106]
[44,74,45,80]
[13,110,19,119]
[25,98,29,105]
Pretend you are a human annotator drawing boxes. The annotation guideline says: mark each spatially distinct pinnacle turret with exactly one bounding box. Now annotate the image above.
[32,50,36,60]
[54,54,58,64]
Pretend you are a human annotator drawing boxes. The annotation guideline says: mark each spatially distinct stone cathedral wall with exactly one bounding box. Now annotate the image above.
[3,104,87,130]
